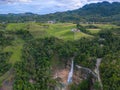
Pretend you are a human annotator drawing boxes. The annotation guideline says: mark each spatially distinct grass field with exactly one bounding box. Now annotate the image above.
[84,24,119,34]
[4,45,23,64]
[82,24,119,29]
[28,23,93,40]
[6,23,28,31]
[87,29,101,34]
[4,38,24,64]
[6,23,120,40]
[96,24,119,29]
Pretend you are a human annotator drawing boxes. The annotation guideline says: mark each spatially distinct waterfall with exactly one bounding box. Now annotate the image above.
[67,58,74,84]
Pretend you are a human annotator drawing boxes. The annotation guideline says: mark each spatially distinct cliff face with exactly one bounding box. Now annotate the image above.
[52,58,70,87]
[51,58,86,90]
[52,57,98,90]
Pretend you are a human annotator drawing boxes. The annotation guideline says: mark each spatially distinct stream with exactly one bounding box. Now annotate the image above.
[76,65,97,78]
[76,58,103,90]
[95,58,103,90]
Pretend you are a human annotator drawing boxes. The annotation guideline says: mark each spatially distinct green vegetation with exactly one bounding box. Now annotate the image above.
[100,52,120,90]
[0,30,13,86]
[13,37,57,90]
[5,23,93,40]
[4,44,23,64]
[70,78,91,90]
[47,23,92,40]
[0,22,120,90]
[0,52,11,77]
[87,29,101,34]
[0,25,32,87]
[6,23,28,31]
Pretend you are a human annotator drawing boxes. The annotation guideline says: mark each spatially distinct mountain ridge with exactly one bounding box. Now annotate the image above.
[0,1,120,23]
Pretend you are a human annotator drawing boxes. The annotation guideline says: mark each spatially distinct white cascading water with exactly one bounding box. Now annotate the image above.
[67,59,74,84]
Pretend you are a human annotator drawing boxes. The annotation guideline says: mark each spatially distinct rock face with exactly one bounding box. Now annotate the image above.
[52,58,72,90]
[73,68,83,85]
[53,69,69,84]
[52,58,88,90]
[52,57,100,90]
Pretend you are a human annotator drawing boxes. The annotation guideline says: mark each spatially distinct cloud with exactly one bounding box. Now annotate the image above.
[0,0,32,4]
[0,0,120,14]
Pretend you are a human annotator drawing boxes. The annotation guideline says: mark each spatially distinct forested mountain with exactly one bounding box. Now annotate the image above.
[0,1,120,23]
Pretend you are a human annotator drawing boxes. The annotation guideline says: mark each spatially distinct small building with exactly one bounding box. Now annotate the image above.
[47,20,55,24]
[71,28,80,32]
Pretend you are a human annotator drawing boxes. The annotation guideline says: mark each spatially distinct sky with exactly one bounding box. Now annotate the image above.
[0,0,120,14]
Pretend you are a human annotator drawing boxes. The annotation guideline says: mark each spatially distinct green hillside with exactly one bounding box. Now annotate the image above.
[6,23,93,40]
